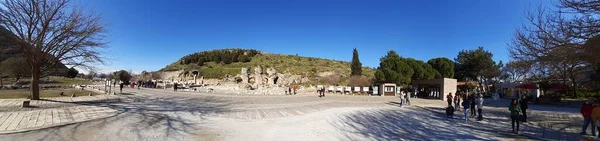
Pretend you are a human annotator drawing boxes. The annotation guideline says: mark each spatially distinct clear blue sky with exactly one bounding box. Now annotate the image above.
[76,0,552,73]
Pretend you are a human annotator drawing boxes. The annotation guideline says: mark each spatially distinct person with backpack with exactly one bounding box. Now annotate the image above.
[462,94,471,123]
[581,98,595,136]
[509,99,521,134]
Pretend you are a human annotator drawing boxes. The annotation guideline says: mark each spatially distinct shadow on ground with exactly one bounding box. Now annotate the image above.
[328,106,543,141]
[4,92,234,141]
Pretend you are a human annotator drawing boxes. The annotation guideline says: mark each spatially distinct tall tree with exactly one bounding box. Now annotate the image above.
[501,60,533,82]
[0,0,107,100]
[0,57,30,81]
[351,48,362,76]
[427,57,454,78]
[374,50,414,84]
[113,70,132,83]
[455,47,497,92]
[405,58,435,81]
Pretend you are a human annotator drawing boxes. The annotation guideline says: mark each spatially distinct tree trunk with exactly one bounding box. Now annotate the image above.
[0,73,3,88]
[570,74,578,98]
[30,68,41,100]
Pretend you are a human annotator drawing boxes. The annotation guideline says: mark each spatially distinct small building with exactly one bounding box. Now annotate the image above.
[375,83,397,96]
[413,78,457,101]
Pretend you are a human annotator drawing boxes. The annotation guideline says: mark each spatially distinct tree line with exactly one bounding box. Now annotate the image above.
[178,49,260,66]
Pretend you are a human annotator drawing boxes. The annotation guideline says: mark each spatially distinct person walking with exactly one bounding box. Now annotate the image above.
[119,83,124,93]
[173,83,178,92]
[447,93,453,106]
[477,94,484,121]
[520,95,529,122]
[581,98,595,136]
[470,94,476,117]
[400,91,406,107]
[509,99,521,134]
[462,95,471,123]
[454,93,461,111]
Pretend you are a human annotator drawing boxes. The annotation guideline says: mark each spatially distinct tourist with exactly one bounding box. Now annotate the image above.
[477,94,484,121]
[447,93,453,106]
[470,94,476,117]
[119,83,124,93]
[173,83,178,92]
[454,93,461,111]
[321,87,325,97]
[446,105,454,118]
[509,99,521,134]
[293,86,297,95]
[581,98,596,136]
[520,95,529,122]
[405,91,411,105]
[591,101,600,138]
[400,91,405,107]
[462,95,471,123]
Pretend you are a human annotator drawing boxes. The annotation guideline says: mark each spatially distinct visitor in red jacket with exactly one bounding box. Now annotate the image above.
[581,98,596,136]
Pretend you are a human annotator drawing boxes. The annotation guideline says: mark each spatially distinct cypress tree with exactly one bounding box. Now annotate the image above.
[351,48,362,76]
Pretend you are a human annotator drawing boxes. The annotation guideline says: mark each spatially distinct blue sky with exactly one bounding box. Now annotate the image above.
[76,0,551,73]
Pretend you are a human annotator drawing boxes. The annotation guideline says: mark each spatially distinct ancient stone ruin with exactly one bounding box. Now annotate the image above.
[234,66,307,89]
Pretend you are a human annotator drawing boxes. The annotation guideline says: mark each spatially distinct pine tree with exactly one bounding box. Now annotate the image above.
[351,48,362,76]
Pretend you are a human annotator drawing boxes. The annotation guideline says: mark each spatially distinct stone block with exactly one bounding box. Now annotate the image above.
[22,100,30,108]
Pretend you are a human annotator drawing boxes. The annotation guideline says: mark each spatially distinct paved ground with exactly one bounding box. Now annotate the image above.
[0,86,584,141]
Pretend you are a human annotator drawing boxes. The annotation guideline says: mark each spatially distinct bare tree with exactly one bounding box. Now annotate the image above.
[0,0,106,100]
[509,4,592,97]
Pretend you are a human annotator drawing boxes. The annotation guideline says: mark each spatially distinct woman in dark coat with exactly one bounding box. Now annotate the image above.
[509,99,521,134]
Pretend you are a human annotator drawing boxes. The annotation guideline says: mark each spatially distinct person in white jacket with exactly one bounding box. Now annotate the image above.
[477,94,484,121]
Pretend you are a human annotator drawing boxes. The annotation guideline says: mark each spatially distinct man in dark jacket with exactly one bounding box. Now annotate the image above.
[119,83,124,93]
[462,95,471,123]
[520,95,529,122]
[581,98,596,135]
[173,83,178,92]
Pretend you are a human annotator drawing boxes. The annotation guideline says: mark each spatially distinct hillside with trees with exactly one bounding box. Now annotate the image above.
[161,48,376,85]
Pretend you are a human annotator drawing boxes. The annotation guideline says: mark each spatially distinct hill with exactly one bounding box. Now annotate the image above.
[0,27,69,76]
[161,49,375,85]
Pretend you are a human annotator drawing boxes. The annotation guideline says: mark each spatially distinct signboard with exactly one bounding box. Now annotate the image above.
[373,86,379,95]
[363,87,369,92]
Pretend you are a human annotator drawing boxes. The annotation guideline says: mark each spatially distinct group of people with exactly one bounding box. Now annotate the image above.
[580,98,600,138]
[285,86,297,95]
[445,92,530,135]
[445,92,484,122]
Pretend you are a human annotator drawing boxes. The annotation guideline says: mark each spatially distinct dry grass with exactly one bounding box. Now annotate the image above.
[0,89,96,99]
